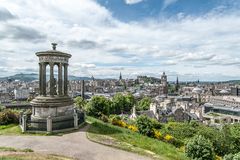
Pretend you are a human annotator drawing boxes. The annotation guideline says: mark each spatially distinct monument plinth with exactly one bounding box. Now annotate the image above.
[23,43,84,132]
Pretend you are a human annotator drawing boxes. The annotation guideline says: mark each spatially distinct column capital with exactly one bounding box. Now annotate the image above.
[49,62,55,67]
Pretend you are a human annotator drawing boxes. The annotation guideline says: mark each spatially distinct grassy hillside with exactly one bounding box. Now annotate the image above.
[87,117,188,160]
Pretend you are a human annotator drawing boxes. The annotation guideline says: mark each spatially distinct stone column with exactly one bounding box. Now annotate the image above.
[22,114,27,133]
[58,63,63,95]
[74,113,78,129]
[42,63,47,96]
[50,63,54,96]
[19,111,23,125]
[64,64,68,96]
[39,63,42,95]
[47,116,52,133]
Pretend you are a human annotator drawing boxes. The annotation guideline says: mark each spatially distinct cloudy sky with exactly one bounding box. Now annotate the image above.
[0,0,240,81]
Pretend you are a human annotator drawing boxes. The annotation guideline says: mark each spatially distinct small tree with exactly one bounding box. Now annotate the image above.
[74,96,86,110]
[136,115,154,137]
[111,93,135,114]
[137,97,151,111]
[85,96,111,117]
[185,135,215,160]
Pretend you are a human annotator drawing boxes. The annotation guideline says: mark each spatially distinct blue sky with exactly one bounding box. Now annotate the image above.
[0,0,240,81]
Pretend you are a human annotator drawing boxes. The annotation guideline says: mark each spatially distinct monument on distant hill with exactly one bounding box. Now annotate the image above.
[20,43,84,133]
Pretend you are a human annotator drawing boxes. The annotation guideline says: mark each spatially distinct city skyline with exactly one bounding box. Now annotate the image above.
[0,0,240,81]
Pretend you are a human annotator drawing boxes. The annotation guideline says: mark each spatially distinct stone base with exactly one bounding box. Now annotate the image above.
[30,95,74,119]
[29,115,74,131]
[27,112,85,131]
[27,95,84,132]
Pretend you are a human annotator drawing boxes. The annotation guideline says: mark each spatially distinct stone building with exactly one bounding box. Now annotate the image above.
[159,72,168,96]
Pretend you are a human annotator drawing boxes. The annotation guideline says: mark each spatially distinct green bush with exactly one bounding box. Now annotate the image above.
[163,122,196,140]
[85,96,111,117]
[136,115,154,137]
[0,105,5,112]
[233,152,240,160]
[74,96,86,110]
[228,124,240,154]
[111,93,135,114]
[185,135,215,160]
[136,97,151,111]
[151,118,163,129]
[0,109,19,125]
[223,153,234,160]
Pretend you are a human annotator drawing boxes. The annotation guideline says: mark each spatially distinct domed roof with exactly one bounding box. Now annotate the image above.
[192,87,202,94]
[36,43,71,58]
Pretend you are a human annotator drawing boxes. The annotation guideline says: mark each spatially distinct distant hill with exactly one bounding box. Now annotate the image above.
[0,73,92,82]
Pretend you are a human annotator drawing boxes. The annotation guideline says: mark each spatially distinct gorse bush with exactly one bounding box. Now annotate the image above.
[185,135,215,160]
[0,109,19,125]
[127,125,138,132]
[153,129,162,139]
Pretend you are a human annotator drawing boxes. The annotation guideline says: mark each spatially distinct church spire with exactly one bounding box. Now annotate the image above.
[119,72,122,80]
[176,76,180,92]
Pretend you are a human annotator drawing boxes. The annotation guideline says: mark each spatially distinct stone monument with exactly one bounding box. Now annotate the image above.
[22,43,84,132]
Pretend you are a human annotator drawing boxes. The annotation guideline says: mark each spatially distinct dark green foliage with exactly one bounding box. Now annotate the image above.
[85,96,112,117]
[185,135,215,160]
[160,121,240,157]
[228,124,240,154]
[0,109,19,125]
[136,97,151,111]
[162,122,197,140]
[136,115,154,137]
[151,118,163,129]
[111,93,135,114]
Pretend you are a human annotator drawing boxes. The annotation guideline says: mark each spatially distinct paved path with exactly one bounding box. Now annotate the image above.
[0,126,151,160]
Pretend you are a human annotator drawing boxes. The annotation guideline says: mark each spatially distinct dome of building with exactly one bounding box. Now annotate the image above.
[192,87,202,94]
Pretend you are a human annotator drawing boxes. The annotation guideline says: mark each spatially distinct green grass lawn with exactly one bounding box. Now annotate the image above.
[86,117,188,160]
[0,122,87,136]
[0,124,22,135]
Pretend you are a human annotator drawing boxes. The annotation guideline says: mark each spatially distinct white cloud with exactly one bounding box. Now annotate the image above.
[80,63,96,69]
[0,0,240,81]
[124,0,143,5]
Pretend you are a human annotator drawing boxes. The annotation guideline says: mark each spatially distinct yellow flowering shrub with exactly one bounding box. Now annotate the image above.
[215,155,222,160]
[153,129,162,139]
[164,134,174,142]
[128,125,138,132]
[119,120,127,128]
[112,120,127,128]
